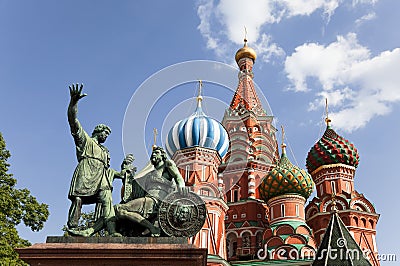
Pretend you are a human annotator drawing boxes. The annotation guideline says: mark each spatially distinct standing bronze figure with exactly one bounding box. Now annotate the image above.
[66,84,132,236]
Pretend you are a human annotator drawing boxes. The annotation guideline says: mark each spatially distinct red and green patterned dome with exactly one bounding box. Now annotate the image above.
[259,148,314,202]
[306,125,359,174]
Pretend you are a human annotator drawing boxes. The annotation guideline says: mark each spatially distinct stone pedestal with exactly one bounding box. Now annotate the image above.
[16,237,207,266]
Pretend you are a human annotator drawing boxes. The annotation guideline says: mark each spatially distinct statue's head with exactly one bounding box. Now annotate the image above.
[150,146,167,166]
[91,124,111,143]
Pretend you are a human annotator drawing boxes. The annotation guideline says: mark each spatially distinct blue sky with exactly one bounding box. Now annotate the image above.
[1,0,399,263]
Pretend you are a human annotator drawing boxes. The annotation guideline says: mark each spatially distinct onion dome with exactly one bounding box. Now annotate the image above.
[306,125,360,174]
[165,84,229,159]
[259,143,314,202]
[235,38,257,63]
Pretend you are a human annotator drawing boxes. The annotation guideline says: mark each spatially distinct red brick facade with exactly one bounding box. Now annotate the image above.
[173,147,229,261]
[306,164,380,265]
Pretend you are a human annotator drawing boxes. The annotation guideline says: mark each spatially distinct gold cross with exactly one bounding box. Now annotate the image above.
[198,80,203,97]
[280,125,287,154]
[325,98,331,126]
[153,128,158,147]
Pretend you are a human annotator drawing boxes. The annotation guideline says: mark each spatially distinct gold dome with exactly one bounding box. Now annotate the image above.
[235,39,257,63]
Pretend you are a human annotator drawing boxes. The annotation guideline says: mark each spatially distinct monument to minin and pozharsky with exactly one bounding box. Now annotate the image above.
[16,84,209,266]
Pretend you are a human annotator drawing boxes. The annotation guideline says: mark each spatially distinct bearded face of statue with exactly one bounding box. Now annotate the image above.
[150,149,163,166]
[97,130,110,143]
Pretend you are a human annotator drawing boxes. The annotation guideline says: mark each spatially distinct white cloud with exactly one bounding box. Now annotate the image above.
[197,1,220,51]
[196,0,376,64]
[197,0,283,63]
[280,0,340,18]
[308,87,356,111]
[216,0,276,44]
[285,33,370,92]
[352,0,378,6]
[355,12,376,26]
[252,33,286,63]
[284,33,400,132]
[196,1,389,132]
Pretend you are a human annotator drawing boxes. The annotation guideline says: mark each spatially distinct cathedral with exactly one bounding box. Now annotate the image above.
[165,39,380,266]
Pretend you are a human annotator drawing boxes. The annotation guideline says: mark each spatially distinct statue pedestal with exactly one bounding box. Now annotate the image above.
[16,236,207,266]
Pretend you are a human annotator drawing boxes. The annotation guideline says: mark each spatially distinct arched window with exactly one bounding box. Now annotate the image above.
[361,218,367,228]
[233,190,239,202]
[353,217,359,226]
[230,186,240,203]
[369,219,374,229]
[200,188,212,197]
[242,232,251,248]
[226,233,238,258]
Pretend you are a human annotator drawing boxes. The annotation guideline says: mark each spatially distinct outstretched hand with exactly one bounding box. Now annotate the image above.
[178,186,190,197]
[121,153,136,174]
[69,83,87,104]
[124,154,135,165]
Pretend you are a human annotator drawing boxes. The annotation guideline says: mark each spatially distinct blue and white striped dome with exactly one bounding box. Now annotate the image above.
[166,97,229,158]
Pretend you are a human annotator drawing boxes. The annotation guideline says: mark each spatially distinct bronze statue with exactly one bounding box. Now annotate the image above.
[65,85,205,238]
[66,84,132,236]
[115,146,187,236]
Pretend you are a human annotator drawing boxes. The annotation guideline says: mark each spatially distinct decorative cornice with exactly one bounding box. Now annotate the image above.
[311,163,355,176]
[267,194,307,205]
[172,146,222,166]
[306,209,380,223]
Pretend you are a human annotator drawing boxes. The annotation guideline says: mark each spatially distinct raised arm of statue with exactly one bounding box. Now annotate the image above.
[68,84,87,134]
[68,84,88,146]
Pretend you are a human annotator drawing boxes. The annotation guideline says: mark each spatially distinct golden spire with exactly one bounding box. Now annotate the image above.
[281,125,287,155]
[244,26,248,45]
[235,28,257,63]
[325,98,331,126]
[152,128,158,149]
[196,80,203,109]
